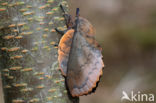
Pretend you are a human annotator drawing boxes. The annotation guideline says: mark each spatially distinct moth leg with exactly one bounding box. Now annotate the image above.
[60,4,73,28]
[55,28,67,36]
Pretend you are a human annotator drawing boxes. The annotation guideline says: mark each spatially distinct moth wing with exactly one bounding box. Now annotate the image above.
[67,30,104,97]
[79,17,102,50]
[58,29,74,76]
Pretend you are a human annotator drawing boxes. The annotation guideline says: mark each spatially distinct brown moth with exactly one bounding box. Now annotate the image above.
[56,5,104,97]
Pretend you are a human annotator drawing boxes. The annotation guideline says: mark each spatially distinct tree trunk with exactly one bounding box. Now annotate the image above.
[0,0,79,103]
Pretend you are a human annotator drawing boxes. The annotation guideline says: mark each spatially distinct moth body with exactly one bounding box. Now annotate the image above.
[57,5,104,97]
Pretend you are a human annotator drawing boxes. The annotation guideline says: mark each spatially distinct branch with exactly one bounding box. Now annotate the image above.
[0,0,79,102]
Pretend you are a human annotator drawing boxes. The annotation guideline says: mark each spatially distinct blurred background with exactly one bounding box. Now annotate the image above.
[69,0,156,103]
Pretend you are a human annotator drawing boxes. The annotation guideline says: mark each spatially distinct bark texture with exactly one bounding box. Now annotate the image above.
[0,0,79,103]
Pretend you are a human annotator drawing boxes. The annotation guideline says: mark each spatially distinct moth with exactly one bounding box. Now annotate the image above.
[55,5,104,97]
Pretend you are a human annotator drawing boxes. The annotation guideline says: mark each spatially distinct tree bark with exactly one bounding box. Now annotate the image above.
[0,0,79,103]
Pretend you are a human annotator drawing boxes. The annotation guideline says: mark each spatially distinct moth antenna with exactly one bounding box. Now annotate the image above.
[76,8,80,17]
[75,8,80,32]
[60,4,73,28]
[60,4,66,14]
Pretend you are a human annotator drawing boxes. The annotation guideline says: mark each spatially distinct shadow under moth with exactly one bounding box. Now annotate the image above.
[56,5,104,97]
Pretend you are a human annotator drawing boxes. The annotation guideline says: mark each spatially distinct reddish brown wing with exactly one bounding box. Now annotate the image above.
[78,17,102,50]
[58,29,74,76]
[66,28,104,97]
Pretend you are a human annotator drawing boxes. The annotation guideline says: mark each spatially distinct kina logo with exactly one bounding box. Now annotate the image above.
[121,91,155,102]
